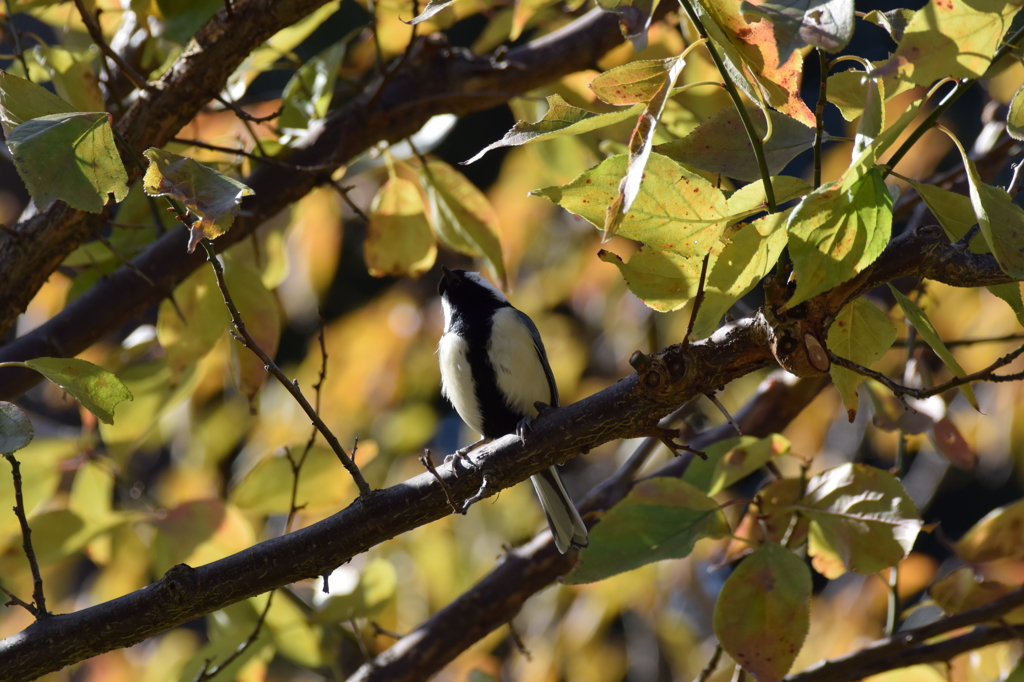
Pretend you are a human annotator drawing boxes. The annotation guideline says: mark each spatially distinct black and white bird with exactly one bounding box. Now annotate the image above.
[437,266,589,553]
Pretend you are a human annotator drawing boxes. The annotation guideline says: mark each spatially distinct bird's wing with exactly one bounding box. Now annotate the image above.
[514,309,559,408]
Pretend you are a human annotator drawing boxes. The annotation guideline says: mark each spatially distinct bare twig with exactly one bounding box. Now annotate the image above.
[331,181,371,222]
[1,3,30,83]
[3,454,48,618]
[893,333,1024,348]
[210,92,283,123]
[682,253,711,348]
[812,49,828,189]
[705,392,742,436]
[695,643,723,682]
[93,233,156,288]
[193,592,274,681]
[199,239,371,496]
[0,582,36,615]
[419,451,460,514]
[71,0,149,91]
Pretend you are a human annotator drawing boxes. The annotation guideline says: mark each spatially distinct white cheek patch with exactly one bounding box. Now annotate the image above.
[438,333,484,434]
[488,308,553,417]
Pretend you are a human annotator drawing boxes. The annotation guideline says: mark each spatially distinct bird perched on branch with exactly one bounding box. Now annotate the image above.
[437,265,589,553]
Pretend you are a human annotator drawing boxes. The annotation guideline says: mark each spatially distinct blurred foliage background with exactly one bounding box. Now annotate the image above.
[2,0,1024,679]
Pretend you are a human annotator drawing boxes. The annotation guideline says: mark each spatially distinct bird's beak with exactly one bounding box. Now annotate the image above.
[441,265,457,286]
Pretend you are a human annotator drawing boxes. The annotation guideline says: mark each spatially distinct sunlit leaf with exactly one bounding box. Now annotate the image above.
[565,478,730,584]
[314,558,398,622]
[877,0,1021,86]
[142,148,255,253]
[740,0,854,65]
[365,177,437,278]
[408,0,456,24]
[464,94,643,164]
[263,592,323,667]
[535,153,730,257]
[862,8,915,42]
[19,357,133,424]
[152,500,255,574]
[725,176,812,220]
[278,39,347,132]
[590,58,680,105]
[419,159,505,286]
[1009,85,1024,140]
[826,65,914,122]
[655,106,815,182]
[6,112,129,213]
[852,77,884,159]
[0,402,34,454]
[960,154,1024,280]
[930,567,1024,622]
[827,297,897,419]
[511,0,559,40]
[799,463,922,578]
[683,434,790,495]
[691,210,791,339]
[231,447,353,513]
[888,285,979,410]
[225,259,280,406]
[957,498,1024,562]
[604,55,685,240]
[0,70,76,135]
[68,460,114,525]
[713,541,811,682]
[786,169,892,307]
[598,247,706,312]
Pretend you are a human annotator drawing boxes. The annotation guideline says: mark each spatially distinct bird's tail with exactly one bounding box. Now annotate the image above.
[531,467,589,553]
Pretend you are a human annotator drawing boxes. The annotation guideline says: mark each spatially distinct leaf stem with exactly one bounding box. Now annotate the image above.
[3,454,48,618]
[198,239,372,497]
[812,49,829,189]
[675,0,775,212]
[71,0,149,92]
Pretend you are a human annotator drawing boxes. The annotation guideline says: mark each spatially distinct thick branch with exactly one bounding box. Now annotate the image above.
[0,7,637,397]
[346,374,830,682]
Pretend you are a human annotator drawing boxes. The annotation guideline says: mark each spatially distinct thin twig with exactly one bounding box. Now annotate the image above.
[893,333,1024,348]
[695,643,723,682]
[3,454,48,618]
[682,253,711,348]
[0,582,36,616]
[829,342,1024,402]
[170,138,335,172]
[1,3,30,83]
[199,239,371,496]
[331,182,370,222]
[209,92,283,123]
[285,315,329,532]
[193,591,274,681]
[370,621,404,639]
[93,233,156,288]
[419,450,460,514]
[705,392,742,436]
[71,0,149,91]
[508,621,532,661]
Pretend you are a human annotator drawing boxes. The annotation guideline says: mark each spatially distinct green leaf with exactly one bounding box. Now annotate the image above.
[598,247,707,312]
[364,177,437,278]
[1009,85,1024,141]
[231,447,354,513]
[740,0,854,65]
[799,463,922,578]
[691,210,791,339]
[683,434,791,495]
[142,148,255,252]
[956,498,1024,562]
[786,169,892,307]
[713,542,811,682]
[907,181,978,244]
[419,159,505,286]
[464,94,643,164]
[852,77,884,159]
[564,478,730,584]
[888,284,979,410]
[827,297,897,419]
[156,0,224,43]
[0,70,76,135]
[590,58,680,105]
[604,55,685,241]
[876,0,1021,86]
[6,112,129,213]
[278,39,346,132]
[0,402,33,454]
[655,106,815,182]
[314,558,398,622]
[534,153,730,257]
[862,8,915,42]
[826,66,914,122]
[19,357,133,425]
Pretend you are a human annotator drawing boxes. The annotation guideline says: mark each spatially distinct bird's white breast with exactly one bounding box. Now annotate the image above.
[438,332,484,434]
[488,307,553,416]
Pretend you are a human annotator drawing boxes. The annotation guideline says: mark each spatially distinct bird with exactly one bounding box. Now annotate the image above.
[436,265,589,553]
